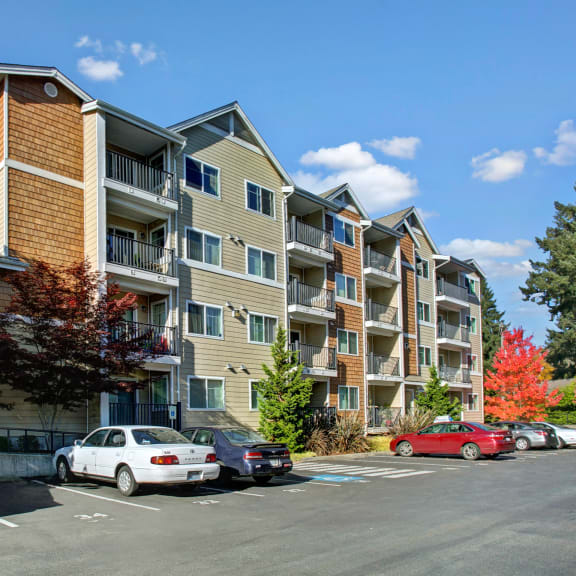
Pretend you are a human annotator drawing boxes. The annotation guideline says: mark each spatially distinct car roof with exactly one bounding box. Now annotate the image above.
[93,425,176,431]
[182,425,250,431]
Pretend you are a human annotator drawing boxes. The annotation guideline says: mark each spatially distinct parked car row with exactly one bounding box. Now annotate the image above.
[54,425,292,497]
[390,420,569,461]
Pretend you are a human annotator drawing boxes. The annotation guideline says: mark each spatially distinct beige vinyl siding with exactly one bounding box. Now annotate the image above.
[0,166,4,255]
[83,112,99,269]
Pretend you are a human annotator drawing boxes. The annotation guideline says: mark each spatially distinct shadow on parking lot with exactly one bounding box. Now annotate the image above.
[0,479,61,517]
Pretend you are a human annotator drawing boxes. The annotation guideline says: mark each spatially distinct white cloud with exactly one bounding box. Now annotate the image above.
[77,57,123,82]
[75,35,102,53]
[534,120,576,166]
[369,136,421,159]
[439,238,532,259]
[300,142,375,170]
[130,42,158,65]
[471,148,527,182]
[114,40,127,55]
[473,259,532,279]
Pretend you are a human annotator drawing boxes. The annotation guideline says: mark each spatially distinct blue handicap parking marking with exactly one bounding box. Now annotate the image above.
[308,474,366,483]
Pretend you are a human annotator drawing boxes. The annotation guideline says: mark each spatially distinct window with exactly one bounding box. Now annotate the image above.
[420,424,445,434]
[246,182,275,217]
[466,316,477,334]
[416,256,429,279]
[184,156,220,197]
[337,330,358,355]
[249,381,260,411]
[249,314,277,344]
[333,216,355,247]
[467,354,478,372]
[186,228,221,266]
[247,247,276,281]
[418,346,432,366]
[188,377,225,410]
[417,301,431,323]
[466,277,477,295]
[82,429,109,447]
[335,273,357,301]
[338,386,359,410]
[187,302,223,338]
[468,394,479,411]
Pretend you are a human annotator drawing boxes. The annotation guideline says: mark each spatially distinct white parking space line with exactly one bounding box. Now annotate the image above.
[280,478,342,487]
[200,486,265,498]
[294,464,364,472]
[384,471,435,479]
[0,518,19,528]
[362,469,399,477]
[32,481,161,511]
[353,458,471,469]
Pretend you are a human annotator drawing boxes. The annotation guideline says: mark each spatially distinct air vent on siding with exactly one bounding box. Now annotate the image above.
[44,82,58,98]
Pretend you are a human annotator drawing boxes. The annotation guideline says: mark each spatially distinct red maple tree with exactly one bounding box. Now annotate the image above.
[485,327,561,421]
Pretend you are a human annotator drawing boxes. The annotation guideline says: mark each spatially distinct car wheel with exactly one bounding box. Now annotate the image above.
[214,466,233,485]
[253,475,273,485]
[461,443,481,461]
[557,438,566,449]
[116,466,139,497]
[515,437,530,451]
[56,457,74,483]
[396,441,414,457]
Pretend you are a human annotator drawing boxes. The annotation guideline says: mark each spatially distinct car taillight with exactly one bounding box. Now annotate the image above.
[280,450,290,458]
[244,452,263,460]
[535,431,546,437]
[205,453,216,463]
[150,455,180,465]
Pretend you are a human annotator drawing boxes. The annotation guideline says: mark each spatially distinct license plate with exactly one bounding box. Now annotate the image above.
[269,459,281,467]
[505,436,512,441]
[187,471,201,480]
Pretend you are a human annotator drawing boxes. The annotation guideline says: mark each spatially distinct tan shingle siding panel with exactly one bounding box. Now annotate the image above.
[83,113,99,268]
[0,167,4,255]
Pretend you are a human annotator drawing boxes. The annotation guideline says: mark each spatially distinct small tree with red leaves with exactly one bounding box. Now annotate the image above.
[0,260,150,431]
[485,327,561,421]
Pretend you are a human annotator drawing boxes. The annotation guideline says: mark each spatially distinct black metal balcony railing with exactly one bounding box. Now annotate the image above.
[298,406,338,433]
[364,246,397,276]
[439,366,472,384]
[291,343,337,371]
[107,234,176,277]
[109,402,181,430]
[287,217,334,254]
[365,300,399,326]
[438,323,470,343]
[106,150,177,201]
[367,407,402,429]
[111,320,178,356]
[436,279,469,302]
[288,280,335,312]
[366,354,401,376]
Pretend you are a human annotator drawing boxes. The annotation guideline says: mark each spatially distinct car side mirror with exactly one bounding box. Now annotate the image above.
[74,439,83,447]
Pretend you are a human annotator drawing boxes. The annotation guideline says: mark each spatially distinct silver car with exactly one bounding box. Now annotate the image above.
[531,422,576,449]
[489,421,556,450]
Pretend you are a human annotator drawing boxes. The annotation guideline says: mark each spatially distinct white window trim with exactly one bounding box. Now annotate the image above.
[184,226,223,267]
[186,376,226,412]
[245,244,277,282]
[244,179,276,220]
[332,215,356,248]
[247,312,279,345]
[149,223,167,248]
[467,393,479,411]
[338,385,360,411]
[335,273,357,302]
[249,379,260,412]
[417,301,431,323]
[419,345,432,366]
[185,300,224,340]
[416,255,430,280]
[183,155,221,199]
[337,329,359,356]
[466,315,477,335]
[467,354,480,374]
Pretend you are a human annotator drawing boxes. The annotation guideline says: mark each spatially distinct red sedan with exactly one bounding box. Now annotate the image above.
[390,421,516,461]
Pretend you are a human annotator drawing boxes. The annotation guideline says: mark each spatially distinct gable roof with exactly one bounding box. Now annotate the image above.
[168,101,292,185]
[377,206,438,253]
[319,183,369,219]
[375,206,414,230]
[0,63,92,102]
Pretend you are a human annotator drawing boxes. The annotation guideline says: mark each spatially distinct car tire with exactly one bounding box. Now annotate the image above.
[461,443,481,461]
[557,438,566,449]
[214,466,233,485]
[396,441,414,457]
[253,475,273,485]
[116,466,139,497]
[56,457,74,483]
[515,437,530,451]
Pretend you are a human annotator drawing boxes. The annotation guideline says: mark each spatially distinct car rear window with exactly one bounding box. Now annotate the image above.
[221,428,267,445]
[131,428,190,445]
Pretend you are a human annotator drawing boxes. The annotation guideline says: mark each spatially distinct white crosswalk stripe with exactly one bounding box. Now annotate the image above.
[293,462,438,480]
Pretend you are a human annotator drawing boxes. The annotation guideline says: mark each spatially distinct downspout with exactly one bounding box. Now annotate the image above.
[360,221,371,434]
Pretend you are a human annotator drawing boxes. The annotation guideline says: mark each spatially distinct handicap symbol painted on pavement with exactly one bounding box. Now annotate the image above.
[307,475,367,483]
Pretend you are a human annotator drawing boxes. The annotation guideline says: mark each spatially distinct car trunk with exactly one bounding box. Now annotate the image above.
[147,444,211,465]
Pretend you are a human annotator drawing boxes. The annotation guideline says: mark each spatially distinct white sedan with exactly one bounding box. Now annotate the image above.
[54,426,220,496]
[531,421,576,448]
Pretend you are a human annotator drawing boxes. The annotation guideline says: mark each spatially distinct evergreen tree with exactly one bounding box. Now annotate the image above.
[521,200,576,378]
[255,326,313,452]
[415,365,461,420]
[481,280,508,374]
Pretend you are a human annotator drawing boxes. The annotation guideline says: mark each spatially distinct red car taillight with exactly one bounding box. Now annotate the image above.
[535,430,546,437]
[205,453,216,463]
[280,450,290,458]
[244,452,263,460]
[150,455,180,465]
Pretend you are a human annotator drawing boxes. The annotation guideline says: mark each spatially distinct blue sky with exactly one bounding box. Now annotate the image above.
[3,1,576,345]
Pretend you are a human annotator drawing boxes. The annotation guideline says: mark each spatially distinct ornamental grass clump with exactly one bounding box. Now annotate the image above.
[388,406,435,436]
[329,413,369,454]
[304,427,331,456]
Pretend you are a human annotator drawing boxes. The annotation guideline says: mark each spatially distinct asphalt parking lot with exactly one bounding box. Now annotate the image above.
[2,449,576,576]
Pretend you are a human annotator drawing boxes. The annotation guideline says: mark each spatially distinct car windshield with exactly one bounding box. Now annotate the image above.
[131,428,190,445]
[221,428,267,445]
[471,423,498,431]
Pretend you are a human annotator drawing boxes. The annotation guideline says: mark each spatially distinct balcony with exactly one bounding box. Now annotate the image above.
[106,234,178,289]
[111,320,179,359]
[288,281,336,324]
[367,406,401,431]
[291,343,337,377]
[105,150,178,217]
[109,402,181,429]
[364,246,400,287]
[366,354,402,383]
[439,366,472,388]
[436,279,470,311]
[286,217,334,267]
[437,323,471,351]
[365,300,402,337]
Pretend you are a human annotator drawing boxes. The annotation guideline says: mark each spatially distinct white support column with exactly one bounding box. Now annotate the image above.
[100,392,110,427]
